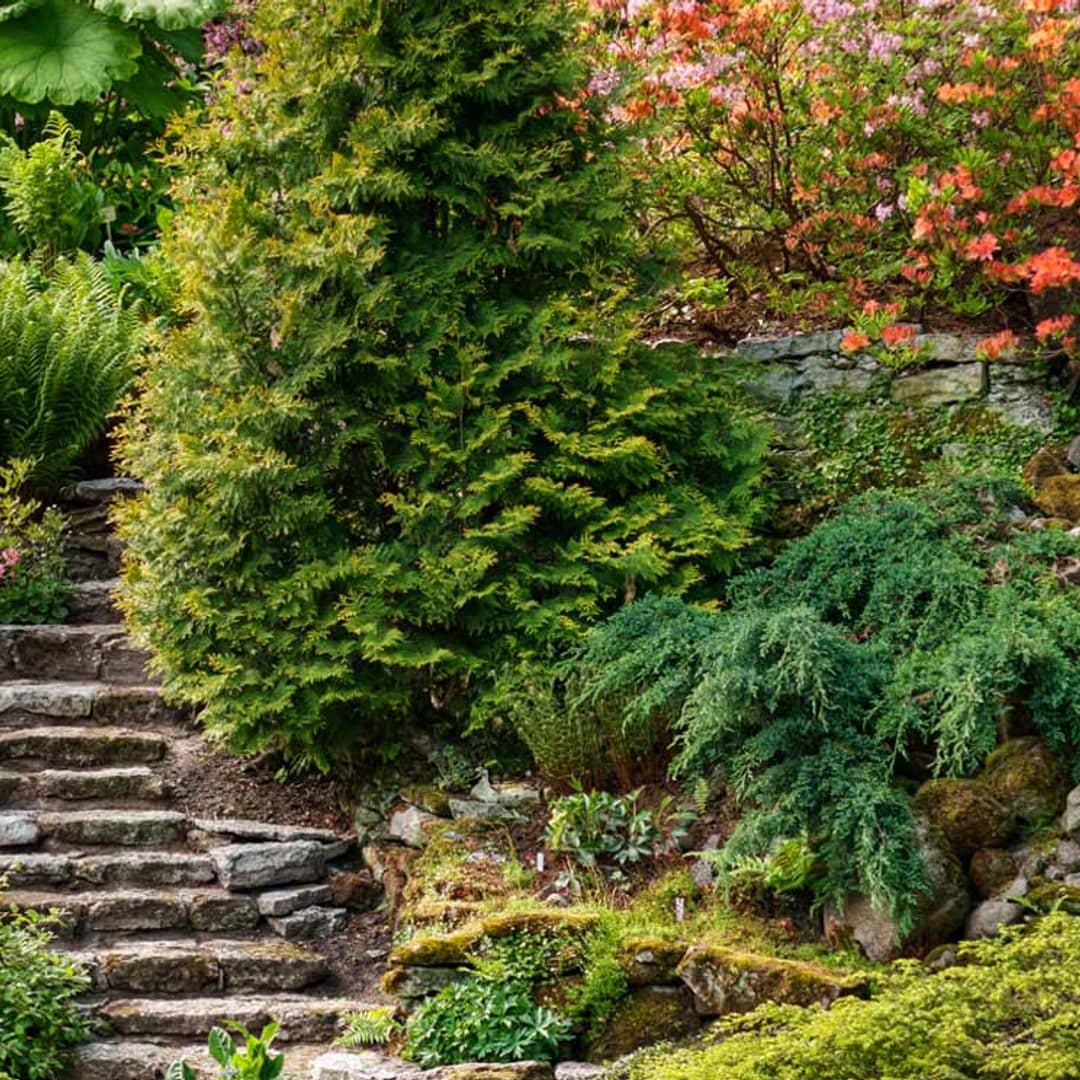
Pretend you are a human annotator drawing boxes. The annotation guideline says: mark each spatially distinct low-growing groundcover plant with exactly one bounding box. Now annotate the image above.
[0,890,90,1080]
[616,913,1080,1080]
[166,1022,285,1080]
[405,978,571,1068]
[568,476,1080,929]
[0,461,70,623]
[117,0,766,767]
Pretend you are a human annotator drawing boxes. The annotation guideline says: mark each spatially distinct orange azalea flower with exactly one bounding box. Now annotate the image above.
[841,331,872,353]
[965,232,1000,261]
[880,324,917,347]
[1036,314,1077,341]
[1025,247,1080,292]
[977,330,1021,359]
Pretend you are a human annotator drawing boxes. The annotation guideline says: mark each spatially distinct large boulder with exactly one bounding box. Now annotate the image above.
[978,738,1069,825]
[912,779,1014,859]
[969,848,1018,900]
[965,895,1025,939]
[583,986,699,1062]
[824,823,968,962]
[1063,785,1080,837]
[676,946,865,1017]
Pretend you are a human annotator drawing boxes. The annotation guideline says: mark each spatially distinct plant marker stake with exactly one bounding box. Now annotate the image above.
[536,851,545,874]
[675,896,686,924]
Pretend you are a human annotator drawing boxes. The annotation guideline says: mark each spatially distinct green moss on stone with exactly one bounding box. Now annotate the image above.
[585,986,700,1062]
[979,738,1068,825]
[913,779,1014,858]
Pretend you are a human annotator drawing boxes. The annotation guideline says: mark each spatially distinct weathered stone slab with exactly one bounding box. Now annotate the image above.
[891,363,987,406]
[38,809,188,847]
[71,478,146,503]
[267,904,348,941]
[192,818,344,844]
[438,1065,554,1080]
[0,811,40,847]
[76,852,216,888]
[37,767,166,802]
[87,891,188,932]
[311,1051,425,1080]
[387,805,441,848]
[0,727,165,767]
[0,681,96,718]
[69,1041,173,1080]
[185,890,261,932]
[257,883,333,916]
[736,330,845,362]
[67,579,122,625]
[211,840,326,890]
[0,852,75,885]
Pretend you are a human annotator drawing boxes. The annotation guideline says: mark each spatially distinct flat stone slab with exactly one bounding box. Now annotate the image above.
[38,809,188,846]
[0,681,97,718]
[67,579,122,625]
[84,939,328,993]
[267,904,348,941]
[0,726,165,766]
[0,852,76,885]
[0,625,142,682]
[891,362,987,407]
[35,766,166,802]
[72,478,146,502]
[211,840,326,890]
[311,1051,426,1080]
[70,1042,330,1080]
[98,994,377,1042]
[0,811,40,847]
[192,817,345,844]
[76,852,216,887]
[257,883,333,916]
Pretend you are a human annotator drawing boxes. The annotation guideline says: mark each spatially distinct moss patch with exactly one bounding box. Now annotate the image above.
[913,779,1014,858]
[585,986,700,1062]
[978,738,1068,825]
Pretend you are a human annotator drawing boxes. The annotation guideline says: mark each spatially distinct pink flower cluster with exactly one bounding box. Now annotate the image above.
[0,547,19,582]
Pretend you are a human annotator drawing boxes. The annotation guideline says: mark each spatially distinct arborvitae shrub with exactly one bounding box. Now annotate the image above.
[117,0,766,765]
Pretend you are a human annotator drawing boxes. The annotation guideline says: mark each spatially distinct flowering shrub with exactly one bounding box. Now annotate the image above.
[588,0,1080,346]
[0,461,69,626]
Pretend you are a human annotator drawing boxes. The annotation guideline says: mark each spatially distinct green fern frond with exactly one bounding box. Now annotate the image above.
[334,1008,399,1048]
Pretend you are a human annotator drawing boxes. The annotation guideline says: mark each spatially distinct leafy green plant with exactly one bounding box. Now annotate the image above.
[166,1022,285,1080]
[0,0,225,109]
[0,460,69,623]
[404,978,571,1068]
[727,835,822,898]
[547,788,694,887]
[116,0,766,767]
[0,254,139,490]
[335,1008,400,1049]
[617,913,1080,1080]
[0,881,90,1080]
[0,113,103,261]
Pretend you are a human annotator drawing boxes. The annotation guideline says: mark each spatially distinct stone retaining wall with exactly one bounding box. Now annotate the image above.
[734,329,1054,434]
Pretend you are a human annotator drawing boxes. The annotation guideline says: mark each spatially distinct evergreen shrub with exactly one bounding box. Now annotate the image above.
[617,913,1080,1080]
[117,0,766,765]
[569,478,1080,927]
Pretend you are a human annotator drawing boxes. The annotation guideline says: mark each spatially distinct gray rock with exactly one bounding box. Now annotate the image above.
[0,726,165,767]
[987,386,1055,434]
[72,477,146,503]
[257,883,333,916]
[311,1051,425,1080]
[210,840,326,891]
[37,809,187,846]
[387,805,440,848]
[689,858,714,889]
[37,766,166,802]
[492,782,541,809]
[267,904,348,941]
[0,681,95,718]
[448,798,515,821]
[915,333,977,363]
[556,1066,606,1080]
[965,896,1025,938]
[747,367,809,404]
[1055,838,1080,874]
[0,852,75,885]
[438,1066,553,1080]
[77,852,216,888]
[0,812,39,847]
[891,364,987,407]
[191,817,343,844]
[1068,436,1080,471]
[87,891,187,932]
[1063,785,1080,837]
[736,330,844,362]
[186,891,260,932]
[69,1041,173,1080]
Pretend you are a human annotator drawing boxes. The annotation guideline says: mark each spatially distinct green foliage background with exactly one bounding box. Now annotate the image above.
[117,0,766,765]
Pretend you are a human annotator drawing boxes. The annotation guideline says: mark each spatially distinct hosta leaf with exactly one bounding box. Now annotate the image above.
[0,0,44,25]
[91,0,225,30]
[0,0,141,105]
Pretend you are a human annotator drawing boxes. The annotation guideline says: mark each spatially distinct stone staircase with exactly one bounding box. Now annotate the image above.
[0,483,378,1079]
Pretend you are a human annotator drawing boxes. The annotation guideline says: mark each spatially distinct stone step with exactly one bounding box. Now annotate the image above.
[67,478,146,506]
[2,887,261,935]
[190,817,350,853]
[0,851,217,889]
[79,939,330,994]
[210,840,329,891]
[65,532,122,583]
[71,1040,330,1080]
[0,766,167,805]
[0,726,166,767]
[0,682,179,727]
[68,579,123,625]
[21,809,190,848]
[95,994,377,1043]
[0,624,152,684]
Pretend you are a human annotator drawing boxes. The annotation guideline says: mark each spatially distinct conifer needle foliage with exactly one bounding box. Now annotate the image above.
[117,0,765,765]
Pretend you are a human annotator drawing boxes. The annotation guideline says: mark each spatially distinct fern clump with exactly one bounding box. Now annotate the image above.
[116,0,766,766]
[569,478,1080,927]
[0,254,139,490]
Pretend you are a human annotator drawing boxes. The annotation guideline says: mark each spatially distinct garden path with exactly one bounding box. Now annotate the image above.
[0,481,379,1079]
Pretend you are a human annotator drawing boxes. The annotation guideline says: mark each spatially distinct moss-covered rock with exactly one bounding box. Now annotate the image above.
[389,927,479,967]
[437,1065,553,1080]
[584,986,700,1062]
[913,779,1014,859]
[1023,447,1069,490]
[1033,474,1080,522]
[399,784,453,818]
[978,738,1069,825]
[969,848,1018,900]
[1023,882,1080,915]
[380,964,472,1002]
[621,936,689,986]
[675,946,867,1017]
[404,817,518,906]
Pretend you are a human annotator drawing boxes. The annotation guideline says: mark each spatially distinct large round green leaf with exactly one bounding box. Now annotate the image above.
[0,0,44,25]
[92,0,225,30]
[0,0,141,105]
